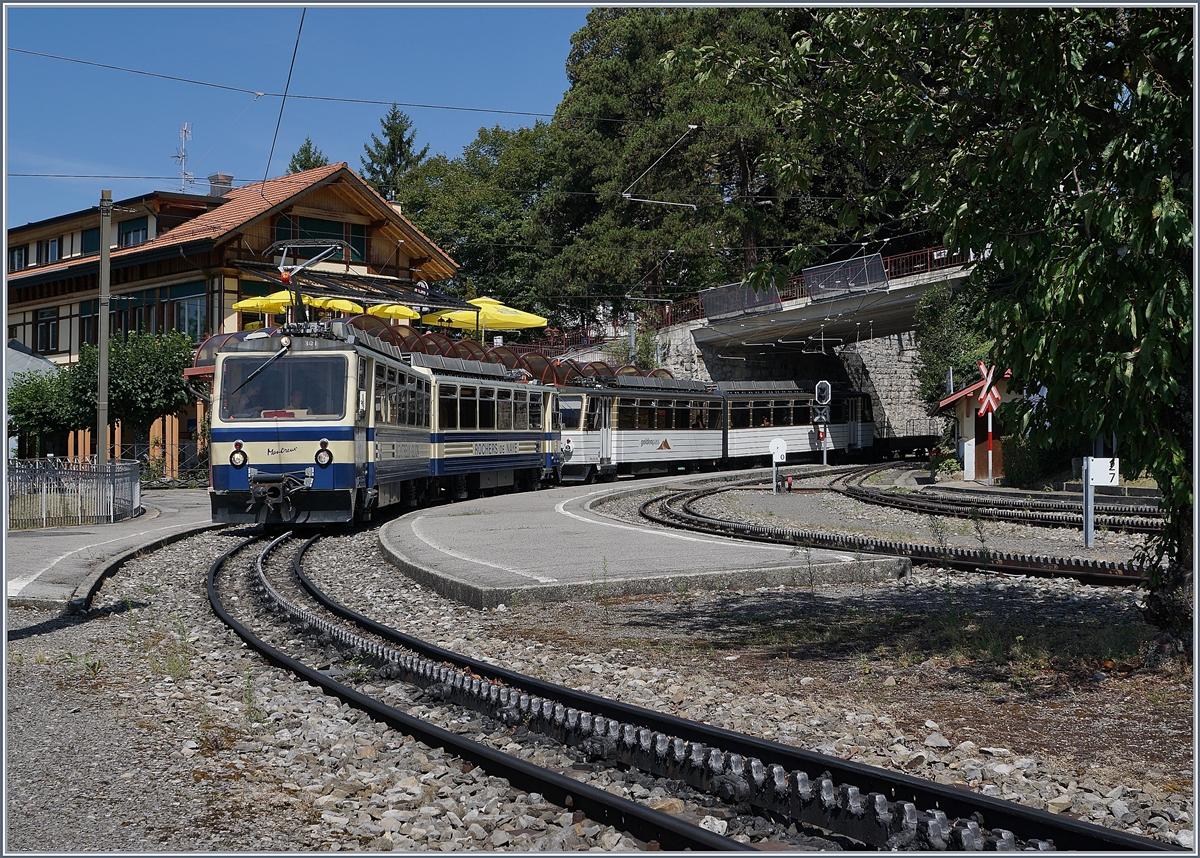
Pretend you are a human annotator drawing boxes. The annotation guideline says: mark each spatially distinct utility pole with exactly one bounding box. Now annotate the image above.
[96,190,112,469]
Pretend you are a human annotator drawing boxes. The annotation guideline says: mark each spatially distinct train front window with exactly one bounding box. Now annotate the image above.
[560,396,583,431]
[220,355,347,420]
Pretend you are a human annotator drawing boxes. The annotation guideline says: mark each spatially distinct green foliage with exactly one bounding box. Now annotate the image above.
[105,330,196,431]
[526,8,862,326]
[913,283,991,407]
[360,104,429,201]
[10,331,196,451]
[699,8,1192,634]
[1000,434,1069,490]
[287,136,329,173]
[6,368,71,451]
[603,325,659,369]
[397,123,554,316]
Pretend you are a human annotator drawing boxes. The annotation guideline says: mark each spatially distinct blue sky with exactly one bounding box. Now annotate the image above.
[5,5,592,227]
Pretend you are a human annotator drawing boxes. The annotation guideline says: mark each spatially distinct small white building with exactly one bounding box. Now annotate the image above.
[934,369,1014,482]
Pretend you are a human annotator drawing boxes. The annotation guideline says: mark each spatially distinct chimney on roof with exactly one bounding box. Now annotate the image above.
[389,201,403,217]
[207,173,234,197]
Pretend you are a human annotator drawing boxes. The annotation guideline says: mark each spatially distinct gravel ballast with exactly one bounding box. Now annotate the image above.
[6,486,1194,851]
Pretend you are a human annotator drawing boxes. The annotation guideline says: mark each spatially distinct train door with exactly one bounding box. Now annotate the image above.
[354,356,370,513]
[597,398,614,465]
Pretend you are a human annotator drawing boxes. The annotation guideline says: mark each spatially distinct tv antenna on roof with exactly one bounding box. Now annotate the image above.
[172,123,194,192]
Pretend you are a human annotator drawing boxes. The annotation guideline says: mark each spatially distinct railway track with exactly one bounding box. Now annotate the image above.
[207,530,1176,851]
[639,466,1152,586]
[835,467,1162,533]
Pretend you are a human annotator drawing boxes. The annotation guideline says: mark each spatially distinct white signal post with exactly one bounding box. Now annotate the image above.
[976,362,1001,485]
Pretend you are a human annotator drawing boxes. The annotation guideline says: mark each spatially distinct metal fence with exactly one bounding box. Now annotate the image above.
[802,253,890,302]
[7,458,141,530]
[698,281,783,321]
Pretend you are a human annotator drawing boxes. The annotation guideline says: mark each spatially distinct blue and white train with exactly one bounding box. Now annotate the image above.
[208,320,560,524]
[204,321,874,525]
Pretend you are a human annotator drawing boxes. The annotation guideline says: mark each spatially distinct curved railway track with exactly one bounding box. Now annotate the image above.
[834,466,1162,533]
[206,529,1176,851]
[640,466,1153,586]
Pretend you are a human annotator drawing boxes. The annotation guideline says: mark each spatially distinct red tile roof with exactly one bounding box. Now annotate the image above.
[8,162,456,282]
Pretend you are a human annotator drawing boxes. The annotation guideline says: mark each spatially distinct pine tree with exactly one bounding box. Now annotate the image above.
[360,104,429,200]
[287,137,329,173]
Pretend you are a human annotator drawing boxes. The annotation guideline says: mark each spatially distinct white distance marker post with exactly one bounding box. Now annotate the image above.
[770,438,787,494]
[1084,456,1119,548]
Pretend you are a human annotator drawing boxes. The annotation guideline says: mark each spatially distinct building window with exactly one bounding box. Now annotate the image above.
[81,227,100,255]
[35,308,59,354]
[8,244,28,272]
[275,214,294,245]
[175,295,206,342]
[36,237,61,265]
[117,216,148,248]
[8,325,18,341]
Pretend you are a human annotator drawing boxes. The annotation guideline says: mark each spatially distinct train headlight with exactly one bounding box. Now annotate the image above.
[229,448,248,469]
[314,447,333,468]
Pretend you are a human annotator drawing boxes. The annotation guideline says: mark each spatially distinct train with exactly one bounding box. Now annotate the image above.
[202,317,874,525]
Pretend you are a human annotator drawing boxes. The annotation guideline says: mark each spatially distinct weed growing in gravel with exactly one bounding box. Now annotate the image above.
[60,651,106,680]
[969,509,993,566]
[9,652,24,665]
[927,515,951,566]
[33,650,49,665]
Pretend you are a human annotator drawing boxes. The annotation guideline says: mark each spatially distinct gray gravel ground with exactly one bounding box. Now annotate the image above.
[5,482,1193,851]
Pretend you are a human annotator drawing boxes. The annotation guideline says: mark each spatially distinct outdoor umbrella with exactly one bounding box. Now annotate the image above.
[367,303,421,321]
[232,289,313,314]
[420,297,547,334]
[310,296,364,315]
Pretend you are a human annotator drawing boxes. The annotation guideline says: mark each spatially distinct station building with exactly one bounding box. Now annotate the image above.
[6,163,458,468]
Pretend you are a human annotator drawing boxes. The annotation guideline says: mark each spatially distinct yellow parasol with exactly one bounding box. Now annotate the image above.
[232,289,313,314]
[310,296,364,315]
[367,303,421,321]
[421,297,547,332]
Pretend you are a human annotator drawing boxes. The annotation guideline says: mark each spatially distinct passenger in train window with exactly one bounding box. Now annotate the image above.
[760,415,772,427]
[692,414,706,429]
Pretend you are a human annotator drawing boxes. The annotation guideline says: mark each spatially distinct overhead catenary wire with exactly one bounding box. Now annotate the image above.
[7,46,810,135]
[262,9,307,191]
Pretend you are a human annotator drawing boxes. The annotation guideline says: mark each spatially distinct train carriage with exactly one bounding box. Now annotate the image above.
[558,376,725,481]
[208,321,561,525]
[718,380,874,465]
[414,352,560,499]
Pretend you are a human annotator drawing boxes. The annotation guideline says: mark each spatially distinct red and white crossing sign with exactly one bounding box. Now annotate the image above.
[977,362,1001,416]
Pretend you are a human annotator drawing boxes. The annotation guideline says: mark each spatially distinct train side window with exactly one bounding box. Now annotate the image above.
[795,400,812,425]
[636,399,654,430]
[585,397,605,431]
[709,401,723,429]
[674,400,690,429]
[417,380,428,427]
[390,385,404,426]
[730,400,751,429]
[688,401,706,429]
[478,388,496,429]
[753,400,772,427]
[459,386,477,430]
[514,390,529,431]
[551,395,561,431]
[617,398,636,430]
[560,396,583,430]
[774,400,793,427]
[439,384,458,430]
[656,401,672,430]
[830,401,847,423]
[497,389,513,430]
[528,392,542,431]
[374,365,387,423]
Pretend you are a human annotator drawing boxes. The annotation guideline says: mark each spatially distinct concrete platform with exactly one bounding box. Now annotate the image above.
[379,478,909,609]
[5,489,218,614]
